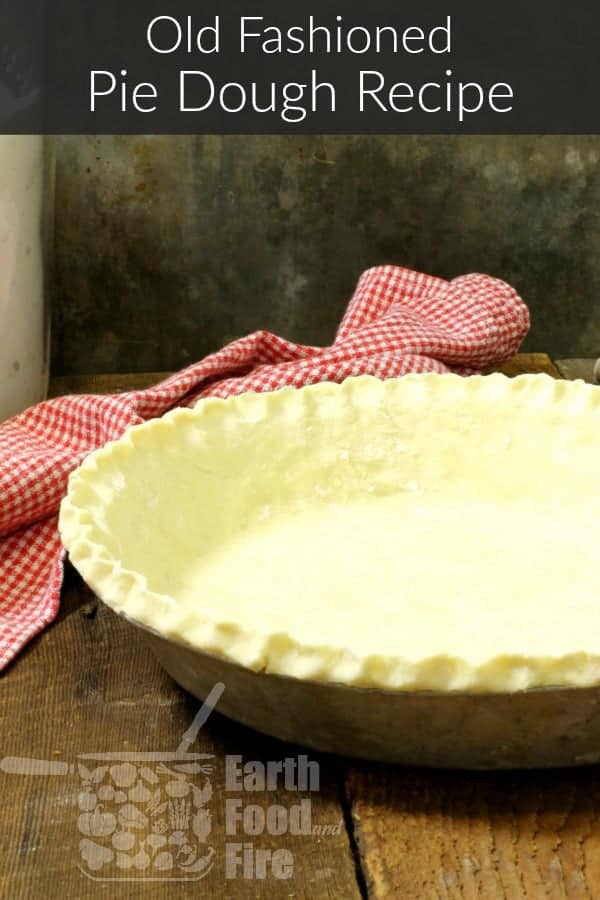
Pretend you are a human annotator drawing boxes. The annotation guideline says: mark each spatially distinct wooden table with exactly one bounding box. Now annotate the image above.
[2,354,599,899]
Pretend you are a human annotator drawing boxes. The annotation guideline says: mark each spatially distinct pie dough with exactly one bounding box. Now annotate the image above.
[59,373,600,693]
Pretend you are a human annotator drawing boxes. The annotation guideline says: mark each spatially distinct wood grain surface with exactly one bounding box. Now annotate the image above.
[491,352,562,379]
[1,573,361,899]
[2,354,599,899]
[555,359,598,384]
[47,353,564,398]
[345,766,600,899]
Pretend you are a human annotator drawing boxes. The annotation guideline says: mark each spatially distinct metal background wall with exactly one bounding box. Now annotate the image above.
[53,135,600,374]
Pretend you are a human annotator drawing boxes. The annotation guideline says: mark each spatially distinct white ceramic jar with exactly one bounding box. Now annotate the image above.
[0,136,53,422]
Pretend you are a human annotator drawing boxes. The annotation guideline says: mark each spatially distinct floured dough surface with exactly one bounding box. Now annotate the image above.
[59,374,600,692]
[177,497,596,662]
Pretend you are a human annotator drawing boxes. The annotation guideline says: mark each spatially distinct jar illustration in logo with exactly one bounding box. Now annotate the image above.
[1,682,224,882]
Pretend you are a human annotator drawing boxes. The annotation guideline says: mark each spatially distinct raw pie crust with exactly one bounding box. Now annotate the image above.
[59,374,600,693]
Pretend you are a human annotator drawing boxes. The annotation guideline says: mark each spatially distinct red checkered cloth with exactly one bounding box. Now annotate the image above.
[0,266,529,669]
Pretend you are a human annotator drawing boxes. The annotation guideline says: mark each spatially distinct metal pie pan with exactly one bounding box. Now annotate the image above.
[118,611,600,770]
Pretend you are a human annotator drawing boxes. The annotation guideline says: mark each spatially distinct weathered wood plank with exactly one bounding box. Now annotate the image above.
[0,575,361,899]
[346,766,600,899]
[555,358,598,384]
[48,372,170,398]
[492,352,561,378]
[48,354,564,400]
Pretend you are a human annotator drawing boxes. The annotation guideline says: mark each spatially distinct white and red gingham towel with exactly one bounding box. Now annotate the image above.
[0,266,529,669]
